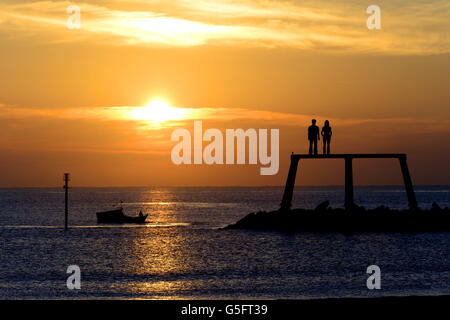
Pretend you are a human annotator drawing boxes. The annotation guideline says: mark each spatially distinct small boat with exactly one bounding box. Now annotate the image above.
[96,208,148,224]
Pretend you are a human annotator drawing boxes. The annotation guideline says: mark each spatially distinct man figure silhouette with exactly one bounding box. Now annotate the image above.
[308,119,320,155]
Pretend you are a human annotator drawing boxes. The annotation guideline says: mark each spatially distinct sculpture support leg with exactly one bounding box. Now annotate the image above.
[280,157,299,210]
[399,156,418,210]
[345,157,354,210]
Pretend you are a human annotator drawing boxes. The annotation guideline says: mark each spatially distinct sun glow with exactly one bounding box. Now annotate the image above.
[130,100,187,122]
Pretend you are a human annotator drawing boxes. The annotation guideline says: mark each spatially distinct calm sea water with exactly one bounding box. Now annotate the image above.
[1,186,449,299]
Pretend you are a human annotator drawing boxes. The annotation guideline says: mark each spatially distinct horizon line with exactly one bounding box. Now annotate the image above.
[1,184,449,189]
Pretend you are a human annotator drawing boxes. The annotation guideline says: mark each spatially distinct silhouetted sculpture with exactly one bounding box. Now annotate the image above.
[321,120,332,155]
[308,119,320,155]
[280,153,418,210]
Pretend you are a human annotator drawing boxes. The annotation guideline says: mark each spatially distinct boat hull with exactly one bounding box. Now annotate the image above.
[96,209,148,224]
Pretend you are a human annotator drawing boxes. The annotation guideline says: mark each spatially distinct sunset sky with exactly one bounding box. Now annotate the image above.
[0,0,449,187]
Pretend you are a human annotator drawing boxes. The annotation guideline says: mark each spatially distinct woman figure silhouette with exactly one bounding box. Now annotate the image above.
[321,120,332,155]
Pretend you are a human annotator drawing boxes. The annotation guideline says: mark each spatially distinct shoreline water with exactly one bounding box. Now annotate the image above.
[1,186,449,299]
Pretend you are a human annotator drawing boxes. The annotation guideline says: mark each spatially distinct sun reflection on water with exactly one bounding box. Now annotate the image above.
[121,188,197,296]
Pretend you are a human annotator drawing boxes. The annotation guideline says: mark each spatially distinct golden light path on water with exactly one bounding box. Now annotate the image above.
[124,188,196,298]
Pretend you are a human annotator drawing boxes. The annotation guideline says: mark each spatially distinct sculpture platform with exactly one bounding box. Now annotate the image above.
[280,153,417,210]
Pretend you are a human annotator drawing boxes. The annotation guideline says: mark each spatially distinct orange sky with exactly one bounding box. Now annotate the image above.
[0,0,449,187]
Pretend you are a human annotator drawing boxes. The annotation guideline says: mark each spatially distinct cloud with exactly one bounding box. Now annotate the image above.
[0,0,448,54]
[176,0,344,21]
[1,102,449,181]
[1,103,449,130]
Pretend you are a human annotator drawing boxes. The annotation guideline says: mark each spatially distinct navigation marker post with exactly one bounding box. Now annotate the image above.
[64,173,70,230]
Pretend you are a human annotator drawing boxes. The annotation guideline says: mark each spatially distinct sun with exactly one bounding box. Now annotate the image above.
[129,99,186,122]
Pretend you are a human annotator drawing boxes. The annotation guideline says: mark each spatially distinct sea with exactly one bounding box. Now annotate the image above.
[0,186,449,299]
